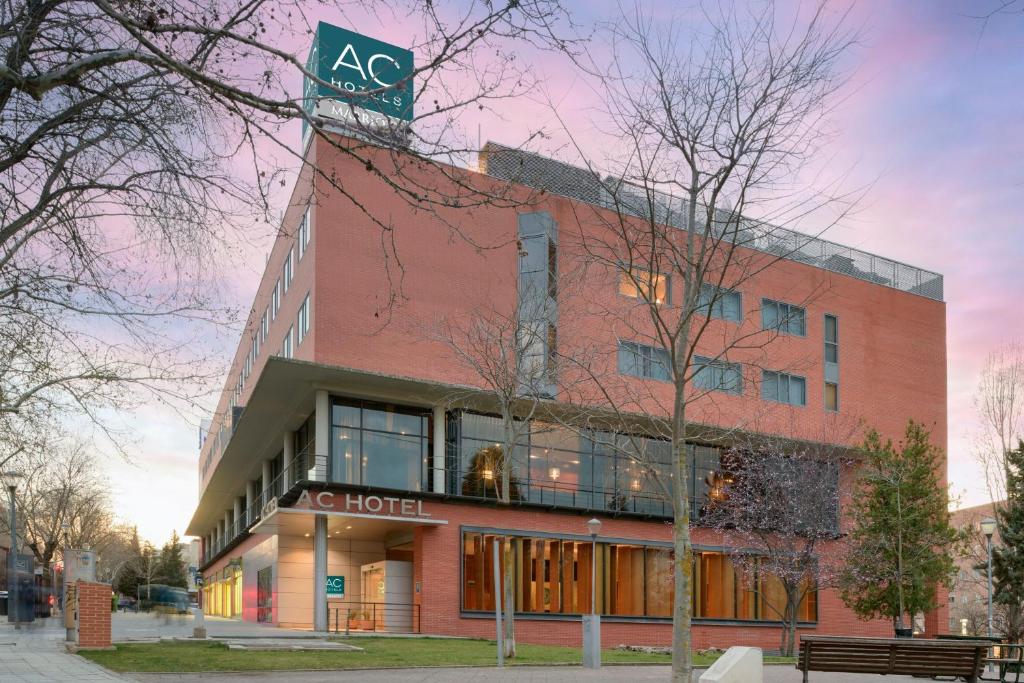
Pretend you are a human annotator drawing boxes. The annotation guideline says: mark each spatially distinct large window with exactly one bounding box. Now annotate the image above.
[762,370,807,406]
[298,206,311,260]
[698,283,742,322]
[461,531,816,622]
[452,413,725,519]
[330,400,429,491]
[618,341,671,381]
[283,247,294,293]
[619,267,670,304]
[761,299,806,336]
[692,356,743,394]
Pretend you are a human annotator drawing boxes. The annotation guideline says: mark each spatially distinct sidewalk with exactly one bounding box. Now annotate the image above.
[0,617,127,682]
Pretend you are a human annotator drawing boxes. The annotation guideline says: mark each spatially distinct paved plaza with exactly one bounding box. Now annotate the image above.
[0,613,973,682]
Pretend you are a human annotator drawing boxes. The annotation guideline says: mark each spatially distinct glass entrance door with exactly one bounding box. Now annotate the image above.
[256,567,272,623]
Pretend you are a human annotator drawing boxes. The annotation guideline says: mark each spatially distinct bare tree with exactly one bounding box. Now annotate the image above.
[435,262,568,656]
[0,0,580,459]
[974,343,1024,504]
[701,439,852,655]
[0,438,115,578]
[541,3,857,678]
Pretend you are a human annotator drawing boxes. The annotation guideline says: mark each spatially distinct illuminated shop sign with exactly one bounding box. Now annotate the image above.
[326,575,345,597]
[293,490,431,518]
[303,21,414,131]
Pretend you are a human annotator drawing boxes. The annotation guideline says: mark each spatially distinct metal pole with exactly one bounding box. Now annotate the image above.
[591,534,597,617]
[987,535,994,638]
[8,485,18,629]
[493,538,504,667]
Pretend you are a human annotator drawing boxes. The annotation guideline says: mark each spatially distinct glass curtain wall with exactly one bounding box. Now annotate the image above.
[329,400,430,492]
[454,412,729,519]
[462,532,817,622]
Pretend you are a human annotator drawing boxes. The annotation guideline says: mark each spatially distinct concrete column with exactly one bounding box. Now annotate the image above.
[233,498,242,531]
[432,405,445,494]
[313,514,328,631]
[315,390,329,482]
[283,430,295,487]
[224,511,232,540]
[245,481,255,523]
[262,460,272,505]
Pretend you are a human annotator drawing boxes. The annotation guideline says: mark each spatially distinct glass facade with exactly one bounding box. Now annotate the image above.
[329,400,430,492]
[451,412,737,520]
[462,531,816,622]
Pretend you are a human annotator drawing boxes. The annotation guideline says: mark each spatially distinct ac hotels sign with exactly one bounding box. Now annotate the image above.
[294,490,431,518]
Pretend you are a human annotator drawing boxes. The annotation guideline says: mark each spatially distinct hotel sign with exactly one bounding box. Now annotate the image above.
[326,575,345,597]
[303,22,414,131]
[294,490,431,518]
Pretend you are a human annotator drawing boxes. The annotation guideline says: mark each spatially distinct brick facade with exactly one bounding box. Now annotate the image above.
[75,580,112,650]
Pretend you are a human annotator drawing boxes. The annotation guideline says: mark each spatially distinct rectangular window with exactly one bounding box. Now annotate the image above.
[298,206,311,260]
[283,247,294,293]
[281,326,293,359]
[619,267,670,304]
[761,370,807,406]
[692,356,743,394]
[329,399,429,491]
[252,333,259,362]
[825,382,839,412]
[761,299,806,336]
[297,293,310,345]
[617,341,671,381]
[271,280,280,320]
[461,531,816,622]
[824,314,838,363]
[698,283,742,322]
[260,311,269,343]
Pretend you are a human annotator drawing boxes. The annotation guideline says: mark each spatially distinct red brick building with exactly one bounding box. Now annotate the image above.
[186,133,949,650]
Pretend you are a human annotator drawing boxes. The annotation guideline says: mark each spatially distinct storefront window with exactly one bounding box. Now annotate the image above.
[462,531,816,622]
[329,400,429,492]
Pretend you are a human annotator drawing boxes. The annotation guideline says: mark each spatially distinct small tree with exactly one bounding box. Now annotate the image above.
[993,441,1024,627]
[157,531,189,589]
[840,420,961,633]
[703,446,846,655]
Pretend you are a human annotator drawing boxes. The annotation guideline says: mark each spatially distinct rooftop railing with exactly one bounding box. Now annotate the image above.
[481,144,944,301]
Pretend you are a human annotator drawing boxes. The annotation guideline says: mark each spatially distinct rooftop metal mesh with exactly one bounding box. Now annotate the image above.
[480,143,943,301]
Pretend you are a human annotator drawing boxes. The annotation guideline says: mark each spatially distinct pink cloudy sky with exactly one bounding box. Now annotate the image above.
[104,1,1024,543]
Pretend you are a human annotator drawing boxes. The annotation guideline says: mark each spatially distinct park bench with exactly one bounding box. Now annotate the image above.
[981,643,1024,682]
[797,635,988,683]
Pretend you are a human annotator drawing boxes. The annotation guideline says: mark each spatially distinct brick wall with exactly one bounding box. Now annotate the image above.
[76,580,112,649]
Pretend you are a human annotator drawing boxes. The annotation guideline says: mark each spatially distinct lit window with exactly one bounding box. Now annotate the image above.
[762,370,807,406]
[620,267,670,304]
[697,283,742,322]
[825,382,839,412]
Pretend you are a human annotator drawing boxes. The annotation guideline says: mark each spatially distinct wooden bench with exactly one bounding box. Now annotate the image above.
[798,635,989,682]
[983,643,1024,682]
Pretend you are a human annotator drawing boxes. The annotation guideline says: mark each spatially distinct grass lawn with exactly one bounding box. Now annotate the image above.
[80,637,793,673]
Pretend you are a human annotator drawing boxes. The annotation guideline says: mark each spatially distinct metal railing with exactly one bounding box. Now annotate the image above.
[481,144,944,301]
[327,601,421,634]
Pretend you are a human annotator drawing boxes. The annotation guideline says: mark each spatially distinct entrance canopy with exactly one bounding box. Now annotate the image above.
[251,506,447,541]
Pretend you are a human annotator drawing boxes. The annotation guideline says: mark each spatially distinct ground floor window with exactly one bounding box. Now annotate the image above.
[461,531,816,622]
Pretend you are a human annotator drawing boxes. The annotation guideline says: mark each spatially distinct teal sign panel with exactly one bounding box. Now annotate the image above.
[326,575,345,597]
[304,22,414,126]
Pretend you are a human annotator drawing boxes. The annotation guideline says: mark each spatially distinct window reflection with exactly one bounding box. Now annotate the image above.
[328,400,429,491]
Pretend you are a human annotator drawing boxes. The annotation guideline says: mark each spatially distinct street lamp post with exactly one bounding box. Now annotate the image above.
[583,518,602,670]
[2,471,23,629]
[980,517,998,638]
